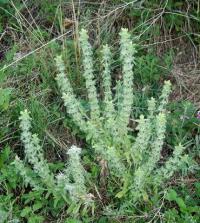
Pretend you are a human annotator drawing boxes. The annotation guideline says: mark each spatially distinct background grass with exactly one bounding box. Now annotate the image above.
[0,0,200,222]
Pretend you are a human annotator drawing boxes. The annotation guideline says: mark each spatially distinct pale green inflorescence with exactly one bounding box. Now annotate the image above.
[101,44,115,123]
[19,109,55,188]
[116,28,136,135]
[13,156,39,189]
[55,55,87,133]
[132,112,167,197]
[147,97,156,117]
[146,112,167,173]
[79,29,100,121]
[158,80,172,112]
[67,146,87,200]
[55,55,100,142]
[154,144,187,184]
[131,115,152,166]
[56,145,87,202]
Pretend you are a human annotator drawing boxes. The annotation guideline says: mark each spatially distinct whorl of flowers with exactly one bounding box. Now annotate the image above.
[132,114,166,192]
[154,144,187,184]
[56,145,88,203]
[147,97,156,117]
[146,112,167,173]
[18,110,55,189]
[79,29,100,121]
[13,156,39,189]
[116,28,137,134]
[101,44,115,122]
[131,115,152,166]
[158,80,171,112]
[67,146,86,193]
[55,55,101,142]
[55,56,87,133]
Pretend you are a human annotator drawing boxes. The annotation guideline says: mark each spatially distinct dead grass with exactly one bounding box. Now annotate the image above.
[170,41,200,108]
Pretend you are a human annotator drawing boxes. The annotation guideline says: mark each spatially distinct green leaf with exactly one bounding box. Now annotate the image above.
[53,197,60,208]
[20,207,32,217]
[67,202,82,215]
[166,189,177,201]
[23,191,43,204]
[0,88,12,110]
[28,215,44,223]
[115,176,129,198]
[176,197,187,213]
[187,206,200,213]
[32,202,43,211]
[0,146,11,168]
